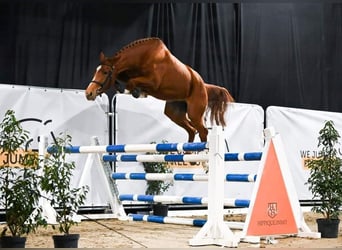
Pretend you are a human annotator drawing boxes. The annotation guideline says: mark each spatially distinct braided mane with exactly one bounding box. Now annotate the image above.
[115,37,161,56]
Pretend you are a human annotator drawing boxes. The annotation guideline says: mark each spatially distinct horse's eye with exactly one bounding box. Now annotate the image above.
[103,71,108,75]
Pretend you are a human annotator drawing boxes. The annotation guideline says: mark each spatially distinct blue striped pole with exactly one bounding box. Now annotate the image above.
[226,174,257,182]
[224,152,262,161]
[128,214,206,227]
[48,145,262,162]
[103,152,262,162]
[127,214,245,229]
[103,154,208,162]
[112,173,257,182]
[119,194,250,207]
[47,142,208,154]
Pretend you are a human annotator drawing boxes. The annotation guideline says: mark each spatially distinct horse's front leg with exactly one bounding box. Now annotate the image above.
[115,80,126,93]
[114,79,142,97]
[131,87,142,98]
[126,76,155,98]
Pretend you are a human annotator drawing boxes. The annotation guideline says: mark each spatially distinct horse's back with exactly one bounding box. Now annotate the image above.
[114,38,206,101]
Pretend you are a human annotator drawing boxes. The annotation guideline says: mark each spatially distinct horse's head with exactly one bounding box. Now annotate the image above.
[85,52,115,100]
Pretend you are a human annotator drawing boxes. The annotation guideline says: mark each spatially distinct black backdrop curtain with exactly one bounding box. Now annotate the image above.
[239,3,342,112]
[1,0,342,112]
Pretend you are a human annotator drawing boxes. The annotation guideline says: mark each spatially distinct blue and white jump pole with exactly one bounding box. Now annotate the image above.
[127,214,245,230]
[102,152,262,162]
[112,172,257,182]
[118,194,250,207]
[56,142,208,154]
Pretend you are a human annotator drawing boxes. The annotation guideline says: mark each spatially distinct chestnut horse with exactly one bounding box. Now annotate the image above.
[85,37,234,142]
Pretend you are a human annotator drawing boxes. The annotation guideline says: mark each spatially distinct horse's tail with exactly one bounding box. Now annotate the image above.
[205,83,234,127]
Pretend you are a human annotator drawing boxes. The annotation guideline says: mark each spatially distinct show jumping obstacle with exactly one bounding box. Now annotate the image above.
[43,126,320,247]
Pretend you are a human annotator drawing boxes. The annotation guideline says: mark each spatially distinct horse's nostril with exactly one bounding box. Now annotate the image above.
[85,92,94,100]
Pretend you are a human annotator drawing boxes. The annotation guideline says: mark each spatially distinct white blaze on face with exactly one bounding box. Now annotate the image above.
[91,65,102,82]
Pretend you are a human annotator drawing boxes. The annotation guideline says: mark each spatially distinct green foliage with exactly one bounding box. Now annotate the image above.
[0,110,46,237]
[41,133,89,235]
[305,120,342,219]
[143,141,173,195]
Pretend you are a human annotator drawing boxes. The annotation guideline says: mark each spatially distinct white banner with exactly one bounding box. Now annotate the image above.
[0,84,110,206]
[114,94,265,201]
[266,106,342,200]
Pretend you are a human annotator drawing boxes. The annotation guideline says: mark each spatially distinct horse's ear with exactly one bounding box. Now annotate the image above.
[99,51,105,62]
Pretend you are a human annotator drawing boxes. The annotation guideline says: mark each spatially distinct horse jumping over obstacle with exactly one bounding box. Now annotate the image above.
[85,37,234,142]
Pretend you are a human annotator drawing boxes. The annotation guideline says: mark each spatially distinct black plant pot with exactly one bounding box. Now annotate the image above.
[0,236,26,248]
[152,203,168,216]
[52,234,80,248]
[317,218,340,238]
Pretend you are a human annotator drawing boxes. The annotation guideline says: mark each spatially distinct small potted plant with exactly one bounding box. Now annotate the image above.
[305,120,342,238]
[143,141,173,216]
[0,110,46,248]
[41,133,89,248]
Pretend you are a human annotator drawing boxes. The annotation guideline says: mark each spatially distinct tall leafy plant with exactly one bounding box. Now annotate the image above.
[143,141,173,195]
[143,160,173,195]
[0,110,46,237]
[305,120,342,219]
[41,133,89,235]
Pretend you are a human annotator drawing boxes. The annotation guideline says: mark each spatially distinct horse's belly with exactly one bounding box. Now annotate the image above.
[153,69,193,100]
[149,87,189,101]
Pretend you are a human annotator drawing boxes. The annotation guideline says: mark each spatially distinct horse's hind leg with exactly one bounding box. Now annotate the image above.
[164,101,197,142]
[186,99,208,142]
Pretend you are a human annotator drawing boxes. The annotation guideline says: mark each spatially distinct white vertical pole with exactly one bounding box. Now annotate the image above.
[38,135,57,224]
[189,126,239,247]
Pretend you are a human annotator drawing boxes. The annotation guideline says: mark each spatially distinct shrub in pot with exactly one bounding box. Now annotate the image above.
[142,141,173,216]
[305,120,342,238]
[0,110,46,248]
[41,133,89,248]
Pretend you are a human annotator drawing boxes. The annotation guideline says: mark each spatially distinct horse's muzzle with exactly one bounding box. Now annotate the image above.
[85,91,96,101]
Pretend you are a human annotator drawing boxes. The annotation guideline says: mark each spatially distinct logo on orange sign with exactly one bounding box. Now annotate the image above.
[267,202,278,218]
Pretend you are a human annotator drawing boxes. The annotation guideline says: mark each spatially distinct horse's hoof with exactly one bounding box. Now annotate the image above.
[132,88,141,98]
[115,82,125,93]
[203,161,209,173]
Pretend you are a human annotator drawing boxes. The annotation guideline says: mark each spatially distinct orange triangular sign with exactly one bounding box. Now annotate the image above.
[245,140,298,236]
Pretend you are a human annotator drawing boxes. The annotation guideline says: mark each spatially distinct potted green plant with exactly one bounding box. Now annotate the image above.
[143,141,173,216]
[0,110,46,248]
[305,120,342,238]
[41,133,89,248]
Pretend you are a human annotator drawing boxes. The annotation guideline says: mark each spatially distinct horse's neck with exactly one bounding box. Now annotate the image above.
[111,40,164,67]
